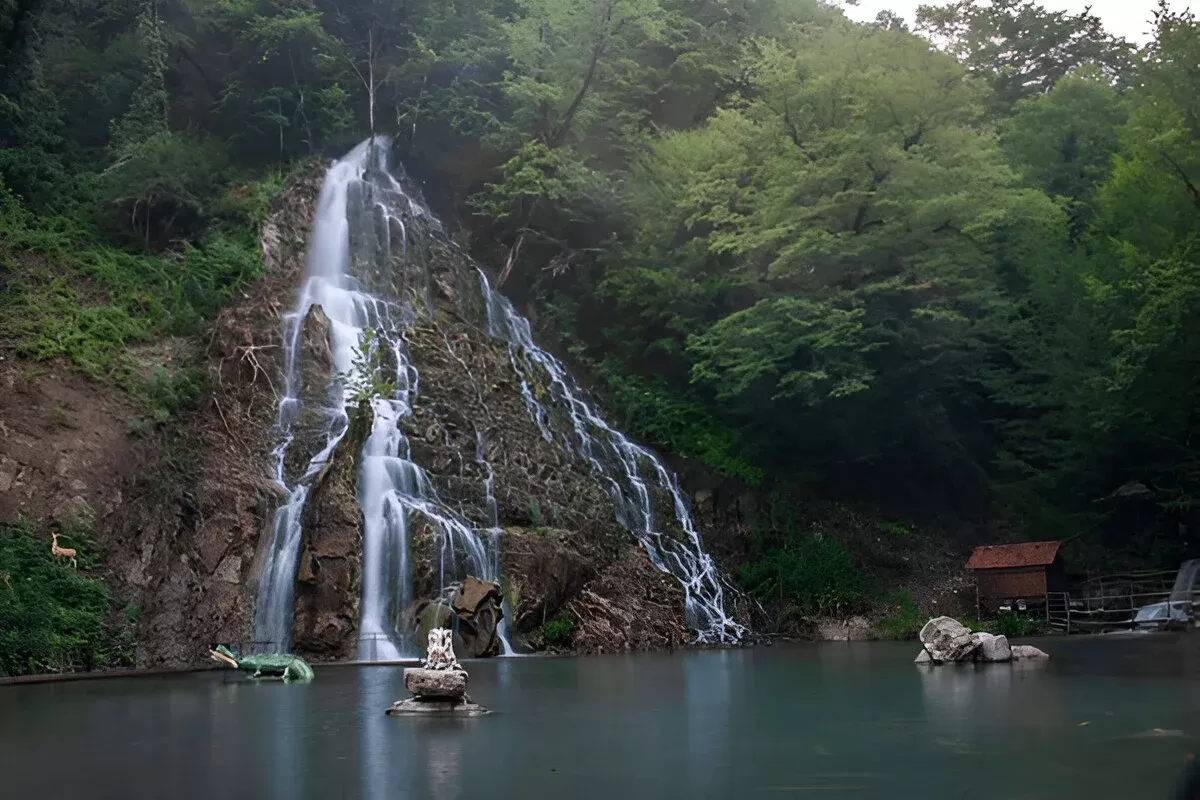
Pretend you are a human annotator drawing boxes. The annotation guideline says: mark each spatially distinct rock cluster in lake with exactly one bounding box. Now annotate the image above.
[914,616,1050,665]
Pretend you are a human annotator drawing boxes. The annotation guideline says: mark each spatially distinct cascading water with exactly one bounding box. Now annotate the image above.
[253,137,509,658]
[478,273,747,644]
[254,136,745,658]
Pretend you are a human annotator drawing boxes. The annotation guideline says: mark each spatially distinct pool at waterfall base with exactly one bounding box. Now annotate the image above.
[3,635,1199,799]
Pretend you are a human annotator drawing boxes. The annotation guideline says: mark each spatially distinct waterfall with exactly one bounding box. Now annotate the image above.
[252,138,508,658]
[475,430,515,656]
[252,136,745,657]
[477,272,746,644]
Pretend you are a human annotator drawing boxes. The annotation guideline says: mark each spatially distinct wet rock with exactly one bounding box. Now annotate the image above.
[386,698,490,717]
[404,667,467,699]
[976,632,1012,662]
[566,545,690,655]
[451,577,504,658]
[283,305,338,485]
[919,616,979,663]
[297,304,334,405]
[291,419,365,661]
[1011,644,1050,660]
[414,600,455,642]
[500,527,595,634]
[916,617,1043,664]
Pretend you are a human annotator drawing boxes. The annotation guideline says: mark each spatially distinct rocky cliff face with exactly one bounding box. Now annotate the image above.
[0,172,323,667]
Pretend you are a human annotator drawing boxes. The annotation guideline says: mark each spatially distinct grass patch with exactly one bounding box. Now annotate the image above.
[990,612,1048,638]
[875,589,924,640]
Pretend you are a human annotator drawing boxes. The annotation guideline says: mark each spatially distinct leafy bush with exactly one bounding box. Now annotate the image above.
[876,589,924,639]
[136,364,205,427]
[0,520,136,676]
[540,615,574,646]
[738,530,866,614]
[526,498,545,527]
[98,131,230,244]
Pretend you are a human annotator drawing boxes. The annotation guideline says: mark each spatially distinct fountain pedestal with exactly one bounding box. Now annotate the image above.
[404,667,467,698]
[385,629,490,716]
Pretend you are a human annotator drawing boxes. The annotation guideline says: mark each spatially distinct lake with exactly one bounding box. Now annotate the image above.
[3,635,1199,799]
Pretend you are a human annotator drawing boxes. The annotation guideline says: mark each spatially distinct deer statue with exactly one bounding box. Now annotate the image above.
[51,532,77,569]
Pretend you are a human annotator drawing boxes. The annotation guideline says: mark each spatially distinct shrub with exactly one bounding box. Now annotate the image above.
[738,531,866,615]
[992,612,1046,638]
[541,615,574,646]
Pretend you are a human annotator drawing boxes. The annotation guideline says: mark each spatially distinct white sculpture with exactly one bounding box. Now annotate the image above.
[422,628,463,671]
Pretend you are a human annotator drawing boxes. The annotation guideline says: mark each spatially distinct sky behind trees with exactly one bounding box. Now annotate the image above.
[842,0,1163,42]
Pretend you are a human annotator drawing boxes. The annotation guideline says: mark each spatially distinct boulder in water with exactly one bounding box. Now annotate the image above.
[916,617,1047,665]
[386,696,490,717]
[976,632,1012,663]
[1011,644,1050,660]
[918,616,979,663]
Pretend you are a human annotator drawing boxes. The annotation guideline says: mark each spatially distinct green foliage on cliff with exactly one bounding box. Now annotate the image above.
[0,521,136,676]
[739,529,866,615]
[3,0,1200,573]
[540,615,575,647]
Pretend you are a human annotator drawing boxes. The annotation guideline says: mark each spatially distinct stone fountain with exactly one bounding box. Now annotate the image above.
[386,628,490,716]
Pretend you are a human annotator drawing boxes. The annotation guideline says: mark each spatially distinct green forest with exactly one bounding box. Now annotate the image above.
[2,0,1198,588]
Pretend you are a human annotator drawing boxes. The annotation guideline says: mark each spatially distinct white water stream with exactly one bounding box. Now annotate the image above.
[253,137,745,658]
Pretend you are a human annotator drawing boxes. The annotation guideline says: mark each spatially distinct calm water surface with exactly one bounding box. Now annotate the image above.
[3,635,1200,799]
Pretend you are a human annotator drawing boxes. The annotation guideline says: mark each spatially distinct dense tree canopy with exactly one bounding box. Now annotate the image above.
[3,0,1199,572]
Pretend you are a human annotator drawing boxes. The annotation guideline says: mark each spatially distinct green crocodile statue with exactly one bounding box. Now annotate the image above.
[209,645,315,683]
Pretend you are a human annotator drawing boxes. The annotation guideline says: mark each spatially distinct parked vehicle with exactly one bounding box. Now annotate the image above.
[1133,600,1192,631]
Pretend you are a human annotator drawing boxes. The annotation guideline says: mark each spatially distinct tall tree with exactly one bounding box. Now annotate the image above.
[916,0,1134,110]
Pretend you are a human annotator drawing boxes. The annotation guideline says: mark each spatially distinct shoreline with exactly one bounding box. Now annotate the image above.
[2,631,1095,686]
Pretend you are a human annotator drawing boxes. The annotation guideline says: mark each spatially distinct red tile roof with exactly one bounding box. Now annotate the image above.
[966,541,1061,570]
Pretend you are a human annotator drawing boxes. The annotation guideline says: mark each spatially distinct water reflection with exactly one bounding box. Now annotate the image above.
[920,659,1055,725]
[267,680,306,800]
[361,666,404,799]
[421,725,464,800]
[684,649,735,794]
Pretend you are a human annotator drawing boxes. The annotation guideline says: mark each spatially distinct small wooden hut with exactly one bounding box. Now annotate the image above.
[967,541,1066,617]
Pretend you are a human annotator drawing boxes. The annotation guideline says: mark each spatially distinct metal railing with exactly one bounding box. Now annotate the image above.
[1046,586,1200,633]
